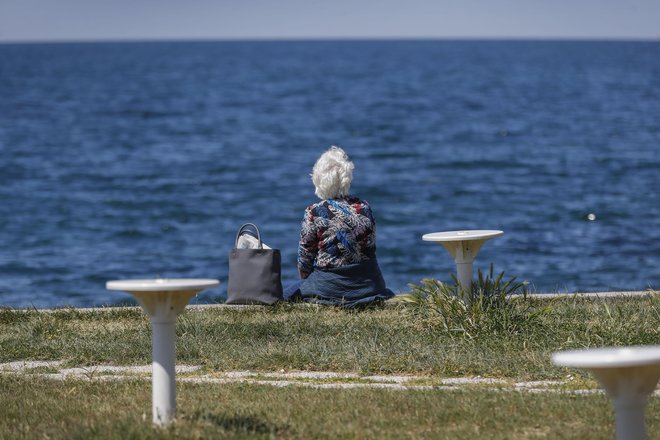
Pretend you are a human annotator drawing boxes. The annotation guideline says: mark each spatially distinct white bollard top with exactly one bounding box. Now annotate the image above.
[106,278,220,292]
[423,230,503,242]
[552,346,660,369]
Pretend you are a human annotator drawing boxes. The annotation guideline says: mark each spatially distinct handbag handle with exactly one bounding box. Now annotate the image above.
[235,223,263,249]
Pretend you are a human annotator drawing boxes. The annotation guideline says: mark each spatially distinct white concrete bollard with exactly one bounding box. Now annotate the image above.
[106,278,219,427]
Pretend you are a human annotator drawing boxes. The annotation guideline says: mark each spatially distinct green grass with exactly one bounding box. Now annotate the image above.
[0,295,658,379]
[0,295,658,438]
[1,375,658,439]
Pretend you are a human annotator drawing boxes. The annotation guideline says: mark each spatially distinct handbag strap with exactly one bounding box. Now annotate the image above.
[235,223,263,249]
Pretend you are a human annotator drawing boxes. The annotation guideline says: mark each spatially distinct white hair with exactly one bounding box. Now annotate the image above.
[311,146,354,199]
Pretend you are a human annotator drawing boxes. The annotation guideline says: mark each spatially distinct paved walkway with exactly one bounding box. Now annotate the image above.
[2,360,658,396]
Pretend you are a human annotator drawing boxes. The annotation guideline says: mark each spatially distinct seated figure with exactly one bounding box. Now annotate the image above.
[284,146,394,307]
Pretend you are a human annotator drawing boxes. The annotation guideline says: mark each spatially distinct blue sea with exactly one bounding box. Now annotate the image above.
[1,40,659,308]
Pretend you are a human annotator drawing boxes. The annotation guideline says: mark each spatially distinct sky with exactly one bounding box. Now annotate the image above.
[1,0,659,43]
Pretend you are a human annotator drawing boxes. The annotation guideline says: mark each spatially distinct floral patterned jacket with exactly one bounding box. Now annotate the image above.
[297,195,377,276]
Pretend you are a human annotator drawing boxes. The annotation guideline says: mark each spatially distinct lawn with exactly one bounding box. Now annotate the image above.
[1,295,657,378]
[0,294,658,438]
[1,376,659,439]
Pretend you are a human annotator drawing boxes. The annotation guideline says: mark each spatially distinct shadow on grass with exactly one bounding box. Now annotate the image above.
[187,410,291,435]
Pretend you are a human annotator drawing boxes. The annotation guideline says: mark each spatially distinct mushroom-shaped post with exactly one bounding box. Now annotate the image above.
[422,230,503,302]
[106,278,219,426]
[553,346,660,440]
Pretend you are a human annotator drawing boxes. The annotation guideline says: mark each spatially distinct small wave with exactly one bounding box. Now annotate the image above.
[0,262,69,276]
[367,151,419,160]
[98,109,188,119]
[112,229,152,239]
[428,159,520,170]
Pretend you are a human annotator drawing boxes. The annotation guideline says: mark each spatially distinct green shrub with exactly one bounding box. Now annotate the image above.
[398,264,551,338]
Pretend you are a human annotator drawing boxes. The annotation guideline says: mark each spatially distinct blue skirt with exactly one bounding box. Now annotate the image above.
[285,258,394,307]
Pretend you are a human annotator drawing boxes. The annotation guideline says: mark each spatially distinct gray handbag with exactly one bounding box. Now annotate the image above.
[226,223,283,305]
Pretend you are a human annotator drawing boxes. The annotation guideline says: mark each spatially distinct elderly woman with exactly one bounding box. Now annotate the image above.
[284,146,394,306]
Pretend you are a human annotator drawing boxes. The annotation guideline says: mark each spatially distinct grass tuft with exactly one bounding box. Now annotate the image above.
[398,266,552,339]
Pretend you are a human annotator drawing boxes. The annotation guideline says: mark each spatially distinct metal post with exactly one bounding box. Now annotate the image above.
[613,397,647,440]
[552,347,660,440]
[106,280,219,428]
[151,319,176,426]
[456,261,473,303]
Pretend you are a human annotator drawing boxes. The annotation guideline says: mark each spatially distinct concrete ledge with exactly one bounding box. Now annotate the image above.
[524,291,656,299]
[16,290,658,312]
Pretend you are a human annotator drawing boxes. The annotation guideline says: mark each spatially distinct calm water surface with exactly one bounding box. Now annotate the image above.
[1,40,659,307]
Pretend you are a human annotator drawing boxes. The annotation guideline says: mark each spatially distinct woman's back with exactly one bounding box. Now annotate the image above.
[298,195,376,273]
